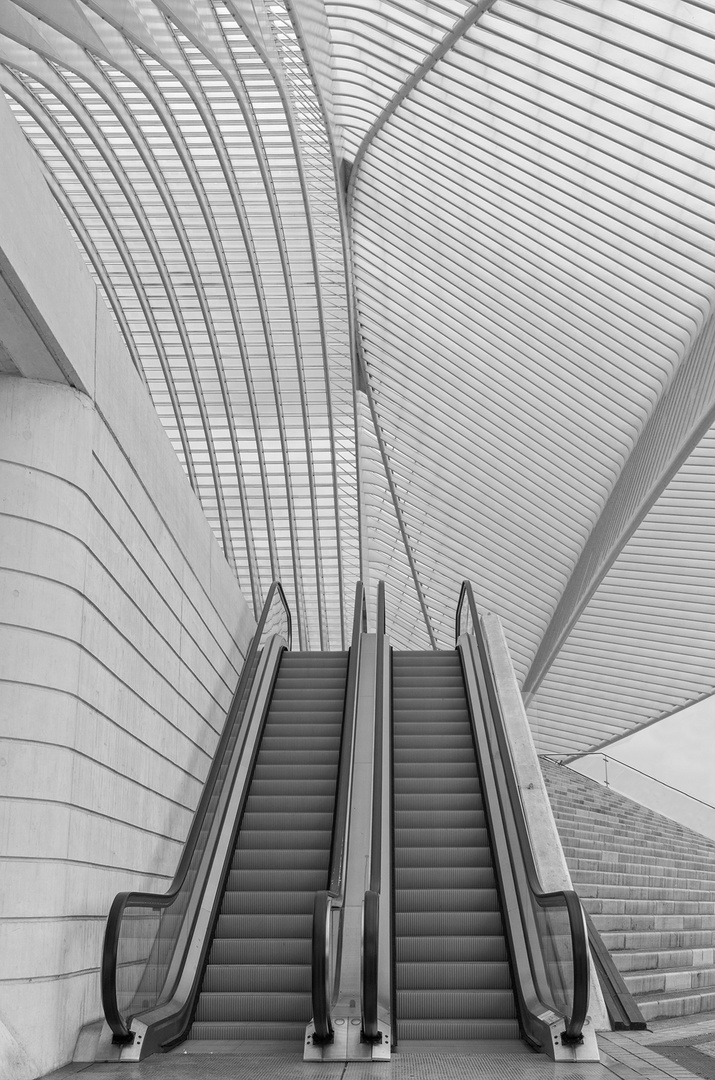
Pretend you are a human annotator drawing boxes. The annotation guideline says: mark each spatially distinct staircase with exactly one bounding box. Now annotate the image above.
[542,758,715,1023]
[190,651,348,1040]
[392,650,520,1040]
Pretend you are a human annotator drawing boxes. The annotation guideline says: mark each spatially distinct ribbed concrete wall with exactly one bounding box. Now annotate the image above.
[0,371,254,1078]
[0,373,254,1079]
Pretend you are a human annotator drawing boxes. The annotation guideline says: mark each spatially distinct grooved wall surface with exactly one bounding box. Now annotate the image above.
[0,372,253,1079]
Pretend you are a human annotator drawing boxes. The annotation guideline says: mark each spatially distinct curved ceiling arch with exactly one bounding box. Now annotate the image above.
[3,0,715,754]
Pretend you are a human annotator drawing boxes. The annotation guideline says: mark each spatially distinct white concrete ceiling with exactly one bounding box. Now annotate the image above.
[2,0,715,752]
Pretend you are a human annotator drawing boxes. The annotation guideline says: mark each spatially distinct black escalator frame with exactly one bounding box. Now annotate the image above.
[585,912,647,1030]
[102,583,290,1046]
[456,581,589,1047]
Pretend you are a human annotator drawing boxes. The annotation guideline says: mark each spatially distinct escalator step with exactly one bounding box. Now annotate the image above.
[213,913,312,939]
[396,935,509,963]
[393,762,478,778]
[231,848,329,870]
[252,764,338,782]
[393,734,474,750]
[397,1019,520,1041]
[394,810,485,830]
[395,911,505,937]
[397,989,517,1020]
[239,811,334,831]
[396,776,482,794]
[395,846,494,869]
[194,992,311,1023]
[395,749,476,763]
[208,938,310,965]
[225,868,326,892]
[396,867,496,889]
[245,795,336,813]
[190,1021,307,1041]
[397,961,512,990]
[249,778,336,797]
[236,829,331,850]
[394,712,471,726]
[256,749,339,765]
[395,793,483,811]
[259,737,341,752]
[219,890,318,915]
[201,964,310,993]
[395,888,500,913]
[395,827,491,848]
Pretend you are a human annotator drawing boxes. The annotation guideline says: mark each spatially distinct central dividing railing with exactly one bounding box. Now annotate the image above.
[310,582,367,1043]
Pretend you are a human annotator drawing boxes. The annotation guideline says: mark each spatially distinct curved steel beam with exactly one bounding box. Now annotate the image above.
[0,67,200,495]
[80,0,309,646]
[339,5,502,650]
[522,306,715,700]
[0,52,236,577]
[41,160,146,384]
[80,0,299,616]
[156,0,328,648]
[284,1,369,592]
[225,0,348,646]
[11,0,300,626]
[348,0,496,185]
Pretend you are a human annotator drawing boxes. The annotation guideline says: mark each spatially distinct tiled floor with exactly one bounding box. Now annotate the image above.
[44,1016,715,1080]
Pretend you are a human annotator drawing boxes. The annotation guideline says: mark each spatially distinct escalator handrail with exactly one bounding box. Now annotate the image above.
[328,581,367,897]
[311,581,368,1042]
[101,581,291,1039]
[457,580,590,1044]
[361,580,386,1041]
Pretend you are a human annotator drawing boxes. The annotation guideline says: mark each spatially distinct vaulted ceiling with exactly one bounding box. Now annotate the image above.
[3,0,715,754]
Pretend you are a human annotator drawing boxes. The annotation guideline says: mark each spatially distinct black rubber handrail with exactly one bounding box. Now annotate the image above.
[361,580,386,1043]
[311,582,367,1043]
[456,580,590,1045]
[584,910,646,1030]
[101,582,291,1040]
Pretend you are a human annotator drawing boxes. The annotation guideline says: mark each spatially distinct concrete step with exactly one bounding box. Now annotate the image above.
[560,844,715,878]
[636,987,715,1022]
[569,867,715,892]
[624,966,715,997]
[541,757,715,1022]
[611,947,715,973]
[600,928,715,953]
[576,881,715,903]
[591,913,715,933]
[584,898,715,917]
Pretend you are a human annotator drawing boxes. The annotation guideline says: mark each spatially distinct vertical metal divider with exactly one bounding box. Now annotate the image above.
[388,642,397,1050]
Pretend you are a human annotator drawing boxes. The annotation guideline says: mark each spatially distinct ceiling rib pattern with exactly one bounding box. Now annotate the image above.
[531,423,715,756]
[339,0,715,740]
[2,0,715,755]
[1,0,358,649]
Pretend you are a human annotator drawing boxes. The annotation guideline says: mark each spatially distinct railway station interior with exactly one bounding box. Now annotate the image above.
[2,3,715,1080]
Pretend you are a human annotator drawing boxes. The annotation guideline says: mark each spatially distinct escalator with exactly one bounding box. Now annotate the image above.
[392,650,520,1041]
[99,579,602,1063]
[100,581,358,1059]
[191,651,348,1040]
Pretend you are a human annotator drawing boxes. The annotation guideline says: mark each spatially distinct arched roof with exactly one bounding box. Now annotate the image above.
[2,0,715,754]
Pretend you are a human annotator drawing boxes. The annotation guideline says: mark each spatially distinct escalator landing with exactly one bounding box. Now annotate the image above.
[45,1027,700,1080]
